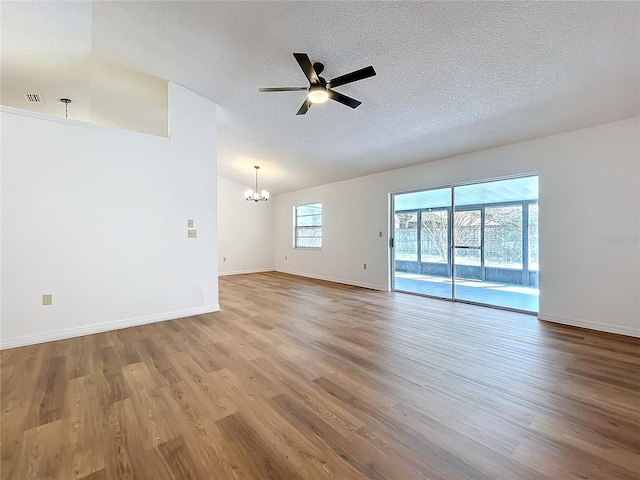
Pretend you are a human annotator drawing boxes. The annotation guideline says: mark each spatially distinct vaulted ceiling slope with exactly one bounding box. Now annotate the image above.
[2,1,638,194]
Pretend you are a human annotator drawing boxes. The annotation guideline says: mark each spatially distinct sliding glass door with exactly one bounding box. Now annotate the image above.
[393,188,452,299]
[392,176,539,313]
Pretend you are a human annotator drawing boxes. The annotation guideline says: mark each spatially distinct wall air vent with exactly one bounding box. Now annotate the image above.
[23,93,43,103]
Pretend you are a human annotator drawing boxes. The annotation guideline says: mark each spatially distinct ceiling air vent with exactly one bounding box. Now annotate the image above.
[23,93,43,103]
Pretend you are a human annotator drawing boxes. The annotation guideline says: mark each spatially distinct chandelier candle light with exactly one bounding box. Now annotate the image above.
[245,166,270,202]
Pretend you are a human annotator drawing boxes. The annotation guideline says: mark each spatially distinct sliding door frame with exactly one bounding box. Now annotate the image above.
[390,173,539,314]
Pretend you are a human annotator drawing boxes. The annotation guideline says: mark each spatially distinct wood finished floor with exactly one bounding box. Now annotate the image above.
[1,272,639,480]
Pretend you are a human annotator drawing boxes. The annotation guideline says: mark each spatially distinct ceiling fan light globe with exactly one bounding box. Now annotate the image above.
[308,87,329,104]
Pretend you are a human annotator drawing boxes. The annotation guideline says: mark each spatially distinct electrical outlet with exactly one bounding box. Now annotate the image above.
[363,263,367,269]
[187,229,197,238]
[285,255,287,260]
[223,257,227,262]
[42,294,52,305]
[187,219,194,228]
[379,231,383,237]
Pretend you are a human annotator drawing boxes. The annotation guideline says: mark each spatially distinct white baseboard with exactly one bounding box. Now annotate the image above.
[275,268,388,292]
[219,268,274,276]
[0,304,221,350]
[537,312,640,338]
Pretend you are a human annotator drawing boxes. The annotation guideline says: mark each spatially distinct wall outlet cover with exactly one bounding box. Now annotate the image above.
[42,294,52,305]
[187,229,197,238]
[188,219,194,228]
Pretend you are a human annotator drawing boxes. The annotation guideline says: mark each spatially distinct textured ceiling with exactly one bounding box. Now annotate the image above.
[2,1,639,194]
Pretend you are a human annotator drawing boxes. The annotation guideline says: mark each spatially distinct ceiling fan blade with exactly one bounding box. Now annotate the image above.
[328,90,361,109]
[259,87,308,92]
[328,66,376,89]
[296,98,311,115]
[293,53,320,85]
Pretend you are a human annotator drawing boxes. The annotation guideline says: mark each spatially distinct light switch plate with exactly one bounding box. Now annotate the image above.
[187,219,194,228]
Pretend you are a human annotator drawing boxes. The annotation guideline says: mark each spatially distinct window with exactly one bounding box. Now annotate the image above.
[295,203,322,249]
[421,210,448,263]
[485,205,523,269]
[394,212,418,261]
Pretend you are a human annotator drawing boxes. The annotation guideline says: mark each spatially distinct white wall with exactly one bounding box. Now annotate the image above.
[275,117,640,337]
[0,82,218,349]
[217,176,275,275]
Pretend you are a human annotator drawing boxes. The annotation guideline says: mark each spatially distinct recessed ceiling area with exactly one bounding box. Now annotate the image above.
[2,1,638,194]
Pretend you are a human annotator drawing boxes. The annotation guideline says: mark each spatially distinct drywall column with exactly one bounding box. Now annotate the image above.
[0,82,218,348]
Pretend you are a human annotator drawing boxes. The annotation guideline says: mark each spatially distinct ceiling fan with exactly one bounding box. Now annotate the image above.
[259,53,376,115]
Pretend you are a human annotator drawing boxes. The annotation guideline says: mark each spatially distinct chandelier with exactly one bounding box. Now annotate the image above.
[244,166,270,202]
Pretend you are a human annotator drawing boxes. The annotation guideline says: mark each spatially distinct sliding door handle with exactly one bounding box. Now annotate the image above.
[454,245,482,249]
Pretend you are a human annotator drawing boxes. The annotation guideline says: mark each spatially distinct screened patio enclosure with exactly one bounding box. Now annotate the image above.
[393,176,539,313]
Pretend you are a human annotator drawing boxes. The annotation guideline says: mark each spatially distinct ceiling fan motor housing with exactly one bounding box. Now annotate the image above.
[313,62,325,75]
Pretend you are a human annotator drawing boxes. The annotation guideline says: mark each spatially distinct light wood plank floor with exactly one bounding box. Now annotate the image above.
[2,272,639,479]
